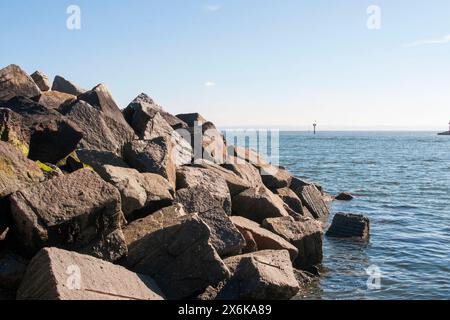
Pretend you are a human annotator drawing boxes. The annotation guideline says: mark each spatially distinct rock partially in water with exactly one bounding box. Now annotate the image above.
[216,250,300,300]
[17,248,164,300]
[326,213,370,241]
[335,192,354,201]
[262,216,323,269]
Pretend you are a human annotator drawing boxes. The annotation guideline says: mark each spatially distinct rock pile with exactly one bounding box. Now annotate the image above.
[0,64,334,300]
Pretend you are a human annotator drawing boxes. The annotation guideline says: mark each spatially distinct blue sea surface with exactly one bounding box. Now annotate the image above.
[276,131,450,300]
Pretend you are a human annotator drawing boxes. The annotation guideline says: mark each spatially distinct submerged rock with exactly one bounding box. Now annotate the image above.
[17,248,164,300]
[326,213,370,240]
[216,250,300,300]
[9,169,127,261]
[335,192,354,201]
[0,65,41,102]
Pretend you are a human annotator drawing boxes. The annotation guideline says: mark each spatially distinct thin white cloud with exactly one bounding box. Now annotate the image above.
[205,4,221,12]
[204,81,216,88]
[403,34,450,47]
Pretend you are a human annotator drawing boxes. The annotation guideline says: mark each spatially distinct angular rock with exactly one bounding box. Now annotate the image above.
[76,149,129,174]
[34,91,76,110]
[176,166,232,214]
[197,207,245,258]
[260,165,293,191]
[78,83,132,129]
[0,64,41,102]
[0,141,44,198]
[232,145,270,167]
[292,184,329,220]
[123,93,188,133]
[222,156,263,188]
[232,186,289,223]
[60,100,133,155]
[262,216,323,269]
[275,187,304,214]
[124,137,177,187]
[99,165,174,218]
[193,160,251,196]
[240,229,258,254]
[125,213,230,300]
[0,252,28,290]
[176,113,207,127]
[17,248,164,300]
[1,97,83,163]
[326,213,370,240]
[200,122,228,164]
[52,75,85,96]
[9,169,127,262]
[175,185,226,215]
[335,192,354,201]
[216,250,300,300]
[0,108,30,155]
[30,71,50,91]
[230,216,298,261]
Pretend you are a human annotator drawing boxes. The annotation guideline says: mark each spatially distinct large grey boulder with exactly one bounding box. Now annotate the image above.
[17,248,164,300]
[222,156,263,188]
[175,187,245,257]
[99,165,174,218]
[216,250,300,300]
[291,184,329,220]
[123,93,188,133]
[76,149,130,174]
[60,100,134,156]
[1,97,84,164]
[263,216,323,269]
[30,71,50,92]
[124,211,231,300]
[176,165,232,214]
[326,213,370,240]
[193,160,251,196]
[232,186,290,223]
[275,187,305,215]
[260,165,293,191]
[9,169,127,262]
[124,138,177,188]
[52,75,85,96]
[175,113,207,127]
[230,216,298,261]
[0,64,41,102]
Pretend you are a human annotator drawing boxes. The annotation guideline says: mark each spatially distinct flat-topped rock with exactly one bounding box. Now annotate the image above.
[326,213,370,240]
[217,250,300,300]
[17,248,164,300]
[222,156,263,188]
[9,169,127,261]
[34,91,76,110]
[230,216,298,261]
[0,64,41,102]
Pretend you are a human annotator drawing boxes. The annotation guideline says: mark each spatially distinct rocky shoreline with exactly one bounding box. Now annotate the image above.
[0,64,368,300]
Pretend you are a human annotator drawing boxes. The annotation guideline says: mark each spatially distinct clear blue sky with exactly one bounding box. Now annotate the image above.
[1,0,450,130]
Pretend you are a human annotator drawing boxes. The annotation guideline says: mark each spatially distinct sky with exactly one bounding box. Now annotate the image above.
[1,0,450,130]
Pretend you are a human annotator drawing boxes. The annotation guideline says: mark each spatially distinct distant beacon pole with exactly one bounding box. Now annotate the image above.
[313,121,317,135]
